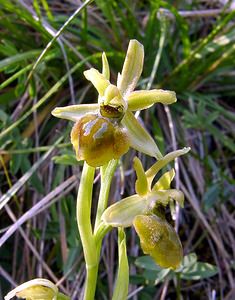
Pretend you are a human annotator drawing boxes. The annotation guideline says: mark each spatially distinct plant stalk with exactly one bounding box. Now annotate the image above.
[77,160,118,300]
[76,162,97,300]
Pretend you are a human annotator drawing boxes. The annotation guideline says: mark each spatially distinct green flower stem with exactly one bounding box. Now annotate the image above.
[84,264,99,300]
[77,160,118,300]
[57,292,71,300]
[95,223,111,243]
[176,272,182,300]
[94,159,118,232]
[76,162,97,300]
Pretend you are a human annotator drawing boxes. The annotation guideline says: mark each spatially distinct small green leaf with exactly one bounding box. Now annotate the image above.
[181,262,218,280]
[135,256,162,271]
[10,153,23,175]
[0,110,8,123]
[0,50,41,71]
[182,253,197,269]
[52,153,79,166]
[154,268,172,285]
[135,256,171,285]
[202,184,220,211]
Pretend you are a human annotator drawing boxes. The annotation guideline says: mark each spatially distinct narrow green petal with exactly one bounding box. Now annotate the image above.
[51,104,99,121]
[103,84,122,105]
[117,39,144,96]
[102,52,110,80]
[112,228,129,300]
[151,189,184,208]
[133,157,148,196]
[84,68,110,96]
[101,194,149,227]
[127,89,177,111]
[152,169,175,191]
[122,110,163,159]
[146,147,191,185]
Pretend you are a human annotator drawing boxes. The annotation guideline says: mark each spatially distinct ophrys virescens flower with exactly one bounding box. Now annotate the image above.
[102,148,190,269]
[52,40,177,167]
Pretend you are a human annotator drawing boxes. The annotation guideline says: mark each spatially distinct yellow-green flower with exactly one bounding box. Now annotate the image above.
[102,148,190,269]
[102,148,190,227]
[4,278,69,300]
[52,39,177,167]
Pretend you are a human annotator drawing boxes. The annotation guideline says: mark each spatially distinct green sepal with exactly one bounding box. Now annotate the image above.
[133,157,148,196]
[102,194,149,227]
[51,104,99,122]
[122,110,163,159]
[102,52,110,80]
[127,89,176,111]
[152,169,175,191]
[117,39,144,96]
[84,68,110,97]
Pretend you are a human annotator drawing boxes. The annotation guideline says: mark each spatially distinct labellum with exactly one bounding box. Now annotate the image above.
[71,114,129,167]
[133,214,183,270]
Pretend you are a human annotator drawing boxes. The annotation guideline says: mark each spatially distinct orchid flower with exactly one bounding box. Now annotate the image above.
[52,39,176,167]
[102,147,190,269]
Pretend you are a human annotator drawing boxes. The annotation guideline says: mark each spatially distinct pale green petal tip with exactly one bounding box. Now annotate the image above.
[83,68,110,96]
[117,39,144,96]
[162,90,177,105]
[51,107,60,118]
[182,146,191,153]
[146,147,190,186]
[102,52,110,80]
[51,104,99,122]
[51,107,70,120]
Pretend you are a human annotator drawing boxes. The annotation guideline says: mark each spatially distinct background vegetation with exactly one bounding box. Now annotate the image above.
[0,0,234,299]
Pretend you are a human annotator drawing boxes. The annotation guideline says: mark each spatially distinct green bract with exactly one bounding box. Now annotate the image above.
[52,40,177,167]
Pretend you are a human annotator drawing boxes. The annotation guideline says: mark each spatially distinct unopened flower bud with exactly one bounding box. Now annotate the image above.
[71,114,129,167]
[4,278,69,300]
